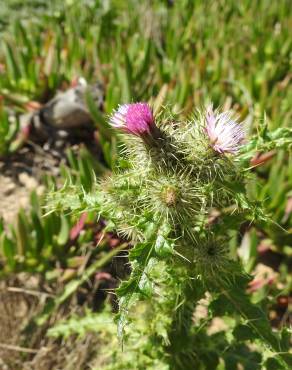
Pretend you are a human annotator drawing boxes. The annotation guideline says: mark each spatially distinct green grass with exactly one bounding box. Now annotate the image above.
[0,1,290,121]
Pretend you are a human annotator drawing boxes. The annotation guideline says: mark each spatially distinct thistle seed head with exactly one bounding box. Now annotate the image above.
[110,102,158,138]
[205,106,245,154]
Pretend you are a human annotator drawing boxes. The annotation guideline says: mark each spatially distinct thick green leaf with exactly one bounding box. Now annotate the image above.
[0,234,16,270]
[56,215,70,246]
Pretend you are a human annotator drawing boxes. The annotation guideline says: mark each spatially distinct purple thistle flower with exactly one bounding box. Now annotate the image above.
[110,102,156,137]
[205,106,245,154]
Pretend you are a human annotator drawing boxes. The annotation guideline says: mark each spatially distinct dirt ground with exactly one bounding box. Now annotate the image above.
[0,274,103,370]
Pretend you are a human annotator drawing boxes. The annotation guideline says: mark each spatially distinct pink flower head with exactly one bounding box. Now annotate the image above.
[109,102,156,136]
[205,106,245,154]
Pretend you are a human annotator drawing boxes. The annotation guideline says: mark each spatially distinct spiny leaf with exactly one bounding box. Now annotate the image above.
[220,281,282,352]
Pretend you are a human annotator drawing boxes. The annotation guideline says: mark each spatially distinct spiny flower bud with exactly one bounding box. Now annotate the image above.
[144,172,204,236]
[110,102,158,137]
[205,106,245,154]
[193,237,229,278]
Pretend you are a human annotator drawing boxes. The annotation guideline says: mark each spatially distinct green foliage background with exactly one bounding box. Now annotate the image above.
[0,1,291,369]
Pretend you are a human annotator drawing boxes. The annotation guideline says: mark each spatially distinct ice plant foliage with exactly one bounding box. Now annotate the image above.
[48,102,290,369]
[110,102,156,136]
[205,105,245,154]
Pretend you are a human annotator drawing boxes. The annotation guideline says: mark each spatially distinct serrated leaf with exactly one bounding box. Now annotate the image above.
[128,242,152,263]
[138,271,153,297]
[154,234,174,258]
[221,282,281,351]
[116,277,138,298]
[116,241,157,340]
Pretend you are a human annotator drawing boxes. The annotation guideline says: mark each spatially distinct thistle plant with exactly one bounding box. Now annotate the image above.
[48,102,290,369]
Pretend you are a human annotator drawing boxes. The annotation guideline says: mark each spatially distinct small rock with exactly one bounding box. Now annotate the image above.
[18,172,38,190]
